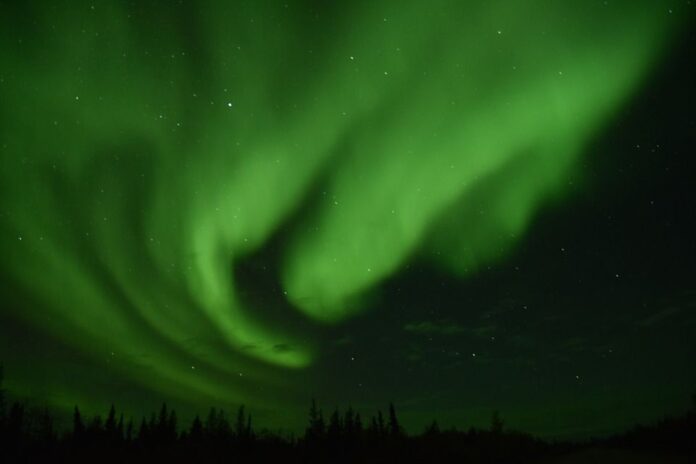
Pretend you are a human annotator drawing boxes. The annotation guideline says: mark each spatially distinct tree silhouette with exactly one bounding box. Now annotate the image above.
[368,415,379,437]
[0,365,693,462]
[88,414,103,438]
[147,411,157,441]
[167,408,178,442]
[344,406,355,439]
[137,417,148,444]
[205,407,218,438]
[306,398,325,442]
[156,402,169,442]
[388,403,402,436]
[236,404,247,439]
[105,404,117,443]
[189,415,203,442]
[490,410,504,434]
[355,412,363,437]
[246,412,253,440]
[424,420,440,436]
[205,406,230,441]
[36,407,55,444]
[125,417,134,442]
[377,410,386,436]
[327,407,342,443]
[73,406,85,441]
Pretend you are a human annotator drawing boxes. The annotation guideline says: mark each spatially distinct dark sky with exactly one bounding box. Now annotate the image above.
[1,1,694,438]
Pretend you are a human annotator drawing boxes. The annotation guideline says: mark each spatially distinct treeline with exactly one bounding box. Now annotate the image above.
[0,365,694,463]
[599,398,696,455]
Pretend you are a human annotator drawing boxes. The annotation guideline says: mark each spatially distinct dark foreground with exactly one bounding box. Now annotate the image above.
[0,396,694,463]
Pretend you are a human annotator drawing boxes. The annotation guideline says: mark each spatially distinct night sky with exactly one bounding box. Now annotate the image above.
[1,1,695,438]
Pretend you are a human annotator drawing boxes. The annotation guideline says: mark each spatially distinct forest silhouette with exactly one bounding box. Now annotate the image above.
[1,365,694,463]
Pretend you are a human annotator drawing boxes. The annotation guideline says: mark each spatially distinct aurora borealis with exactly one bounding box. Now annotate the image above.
[1,0,695,437]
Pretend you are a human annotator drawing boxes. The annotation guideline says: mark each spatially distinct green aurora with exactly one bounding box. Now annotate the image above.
[0,1,692,435]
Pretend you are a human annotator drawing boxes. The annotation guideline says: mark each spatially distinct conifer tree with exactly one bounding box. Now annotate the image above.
[137,417,148,444]
[205,407,217,438]
[344,406,355,438]
[490,410,504,434]
[388,403,401,436]
[306,398,326,441]
[157,402,169,439]
[189,415,203,441]
[425,420,440,436]
[328,407,342,441]
[125,418,134,442]
[105,404,117,439]
[37,407,55,443]
[236,404,246,438]
[355,412,364,437]
[73,406,85,440]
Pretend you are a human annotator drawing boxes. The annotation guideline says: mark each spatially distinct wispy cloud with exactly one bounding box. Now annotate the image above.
[403,320,465,335]
[637,306,682,327]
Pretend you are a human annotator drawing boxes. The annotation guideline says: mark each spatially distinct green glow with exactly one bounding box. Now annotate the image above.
[0,1,676,413]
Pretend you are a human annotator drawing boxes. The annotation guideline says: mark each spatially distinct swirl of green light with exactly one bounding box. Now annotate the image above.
[0,1,678,411]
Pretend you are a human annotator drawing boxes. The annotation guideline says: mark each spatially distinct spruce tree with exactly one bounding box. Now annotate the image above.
[73,406,85,440]
[105,404,117,440]
[236,405,246,439]
[388,403,401,436]
[189,415,203,442]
